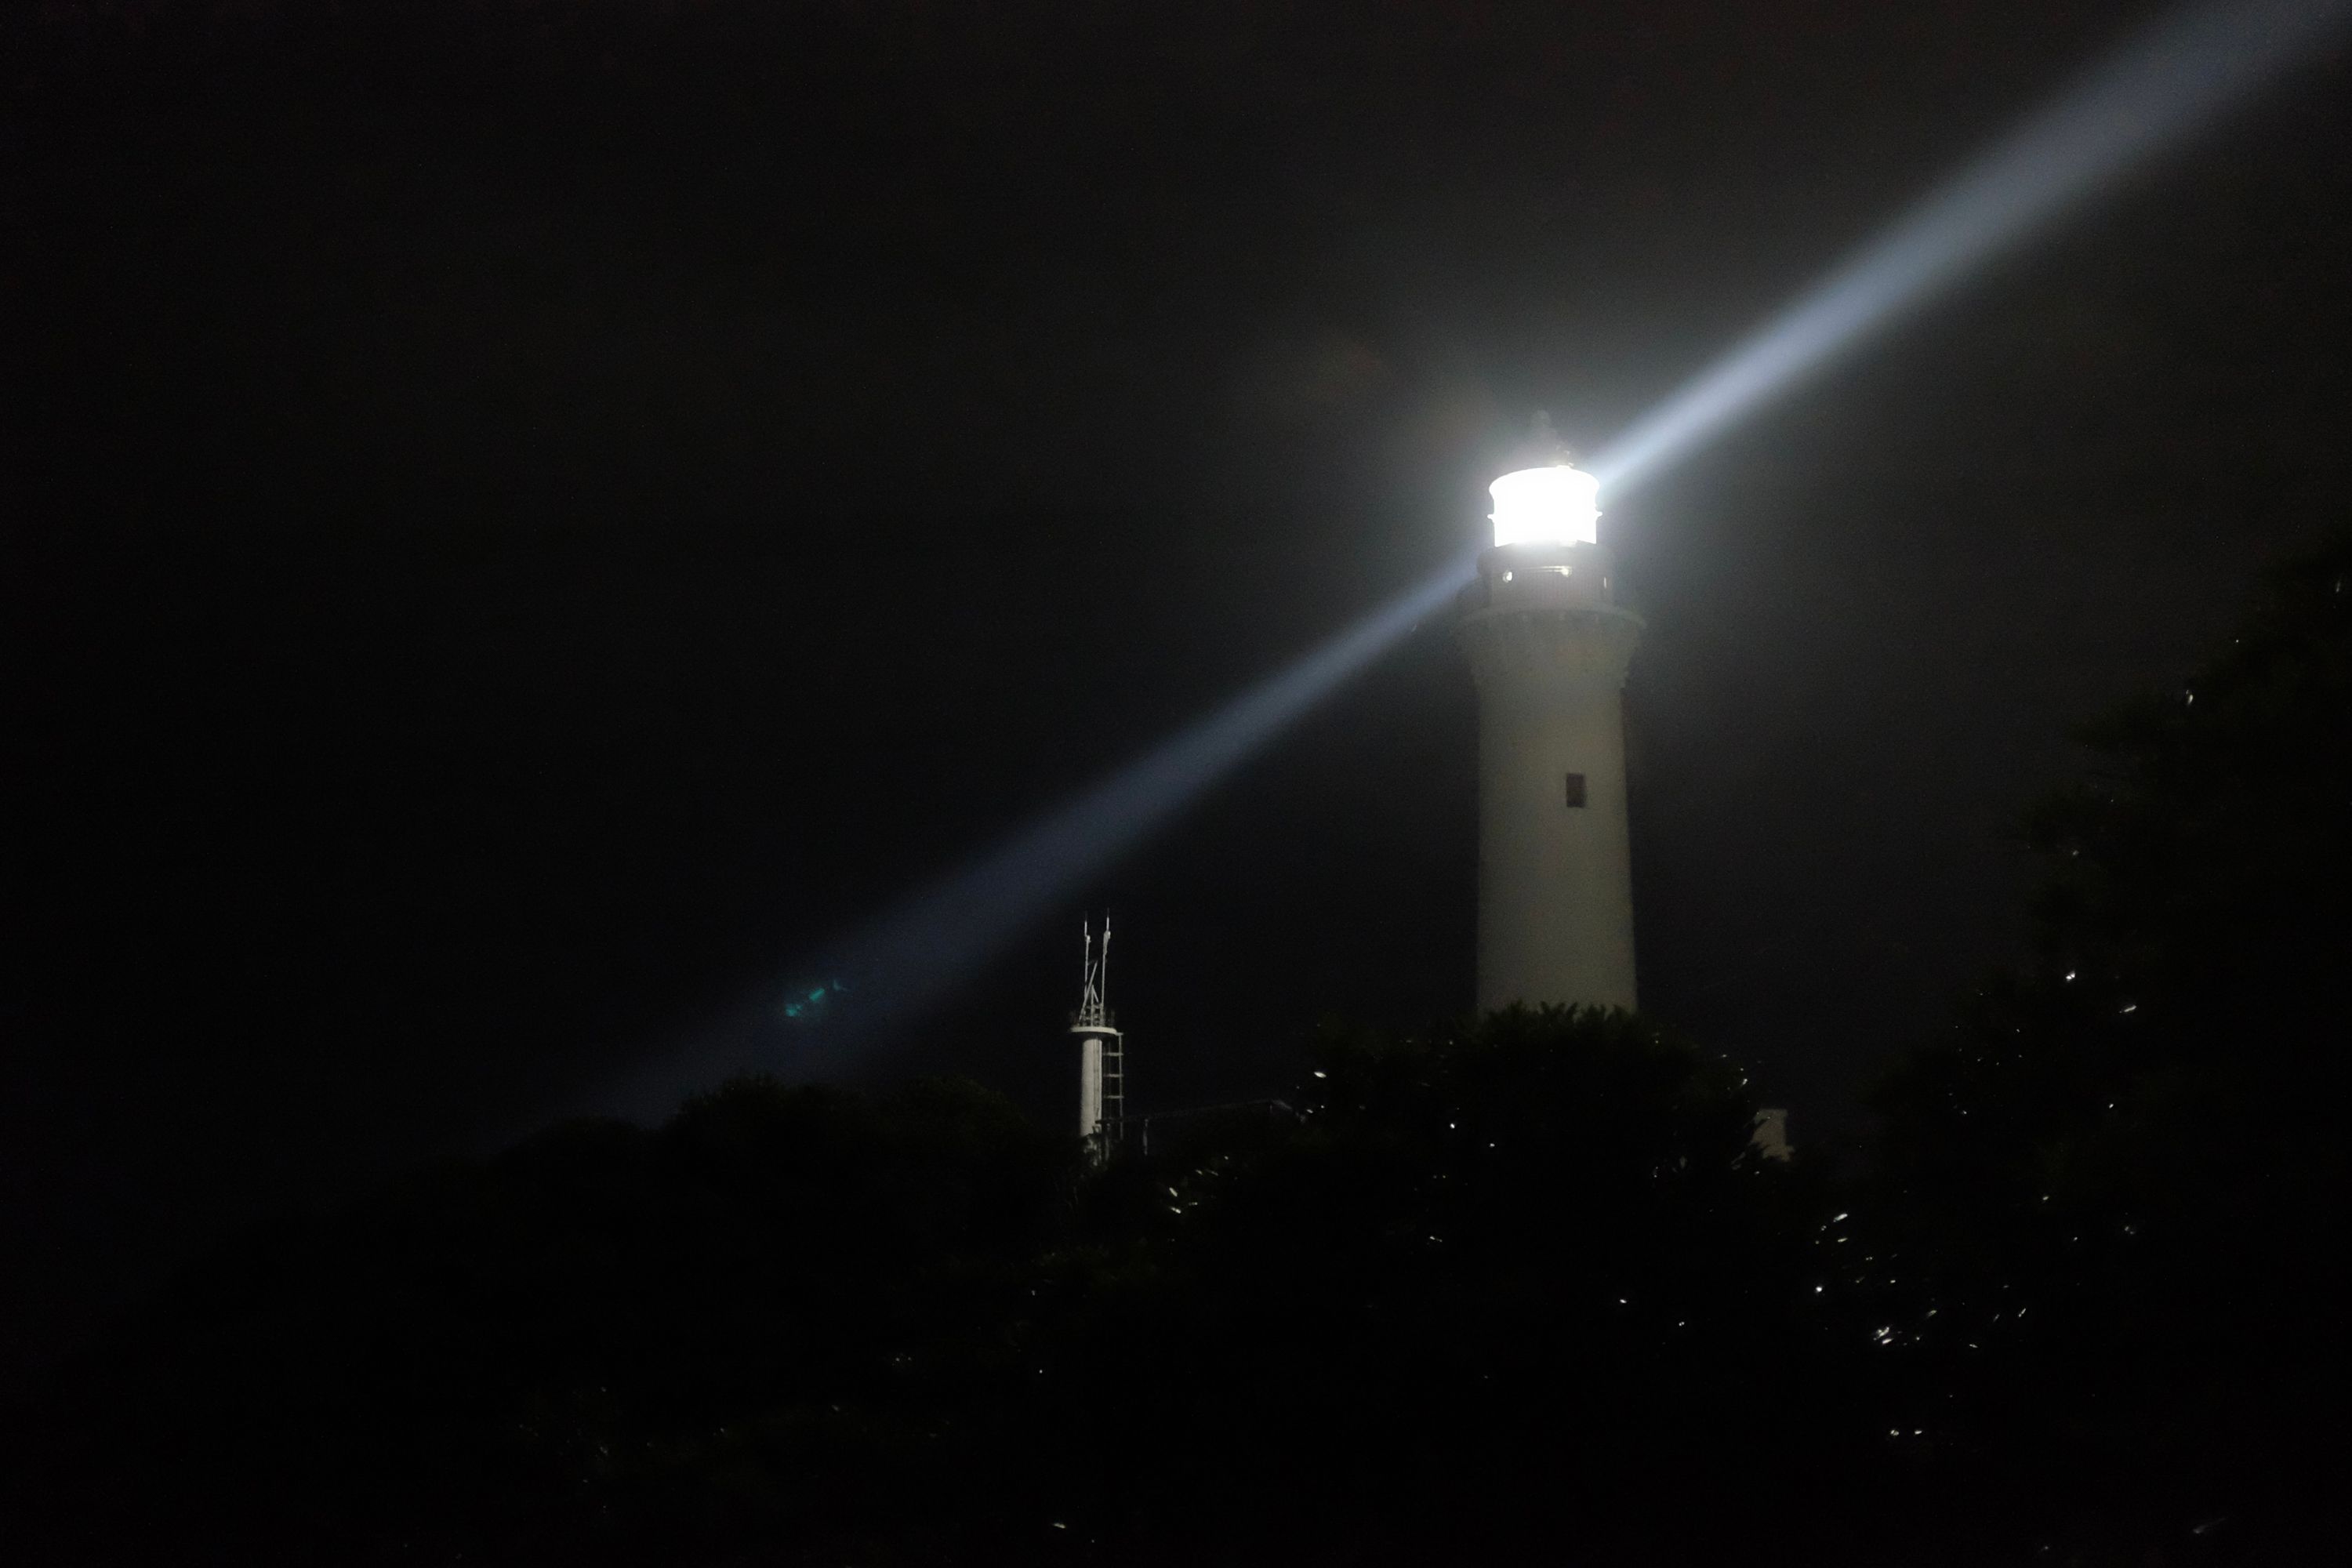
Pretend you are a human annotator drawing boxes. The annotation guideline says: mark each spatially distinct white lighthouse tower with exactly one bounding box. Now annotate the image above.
[1458,431,1643,1014]
[1070,916,1125,1160]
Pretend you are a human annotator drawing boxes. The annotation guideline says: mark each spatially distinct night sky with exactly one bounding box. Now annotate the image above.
[5,0,2347,1373]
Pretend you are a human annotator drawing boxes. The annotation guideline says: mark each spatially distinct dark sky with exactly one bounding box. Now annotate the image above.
[5,0,2347,1371]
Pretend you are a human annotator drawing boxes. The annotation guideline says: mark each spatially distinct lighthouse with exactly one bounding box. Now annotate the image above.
[1457,437,1642,1014]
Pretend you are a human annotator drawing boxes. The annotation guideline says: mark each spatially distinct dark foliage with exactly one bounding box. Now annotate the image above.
[3,1077,1075,1565]
[1861,528,2352,1558]
[5,1018,1838,1566]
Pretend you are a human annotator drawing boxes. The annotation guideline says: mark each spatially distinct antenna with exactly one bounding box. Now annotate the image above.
[1076,917,1109,1031]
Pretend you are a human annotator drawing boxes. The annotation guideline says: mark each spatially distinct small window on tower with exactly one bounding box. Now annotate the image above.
[1564,772,1588,808]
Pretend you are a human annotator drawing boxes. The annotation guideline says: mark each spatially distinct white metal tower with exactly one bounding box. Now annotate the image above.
[1458,428,1643,1013]
[1071,916,1125,1160]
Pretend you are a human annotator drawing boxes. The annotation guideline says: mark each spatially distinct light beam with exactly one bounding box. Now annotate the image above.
[1588,0,2350,495]
[582,557,1472,1115]
[782,555,1472,1061]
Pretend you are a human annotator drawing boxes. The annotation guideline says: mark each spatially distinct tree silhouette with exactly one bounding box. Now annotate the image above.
[1865,527,2352,1557]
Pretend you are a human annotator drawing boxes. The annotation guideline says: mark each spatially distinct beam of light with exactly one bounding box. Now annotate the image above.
[1588,0,2352,497]
[786,554,1469,1052]
[594,0,2345,1119]
[579,556,1474,1117]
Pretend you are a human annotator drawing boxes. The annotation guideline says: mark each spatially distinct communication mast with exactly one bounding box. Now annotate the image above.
[1071,916,1126,1162]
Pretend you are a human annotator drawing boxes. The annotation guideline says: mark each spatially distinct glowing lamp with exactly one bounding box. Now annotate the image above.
[1488,464,1599,548]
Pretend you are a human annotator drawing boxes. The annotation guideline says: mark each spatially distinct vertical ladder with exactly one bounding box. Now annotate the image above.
[1101,1033,1125,1149]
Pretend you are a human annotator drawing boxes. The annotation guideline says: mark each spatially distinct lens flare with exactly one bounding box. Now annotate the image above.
[1589,0,2350,495]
